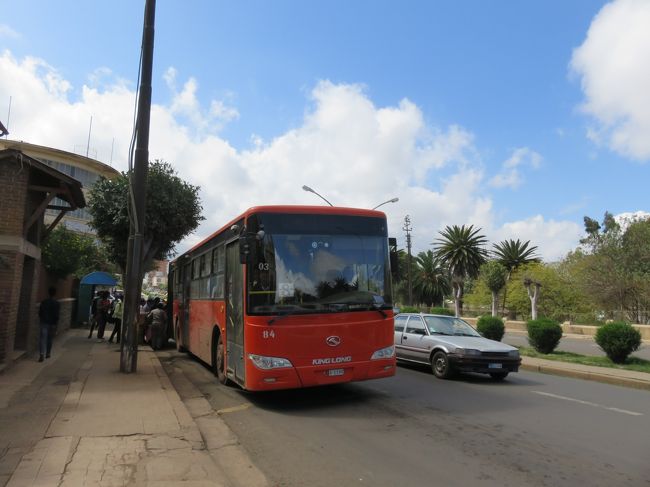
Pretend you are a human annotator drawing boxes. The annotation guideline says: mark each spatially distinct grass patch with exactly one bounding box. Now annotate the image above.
[518,346,650,374]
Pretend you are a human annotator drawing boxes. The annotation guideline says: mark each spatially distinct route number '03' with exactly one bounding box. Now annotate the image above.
[258,263,270,271]
[262,330,276,339]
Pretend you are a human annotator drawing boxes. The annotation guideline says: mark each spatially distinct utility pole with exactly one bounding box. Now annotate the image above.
[121,0,156,373]
[403,215,413,306]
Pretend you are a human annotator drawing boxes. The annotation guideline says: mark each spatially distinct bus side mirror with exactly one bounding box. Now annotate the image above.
[388,237,399,282]
[239,236,251,264]
[239,231,264,264]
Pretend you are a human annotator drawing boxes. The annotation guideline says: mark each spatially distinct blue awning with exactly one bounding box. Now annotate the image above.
[80,271,118,286]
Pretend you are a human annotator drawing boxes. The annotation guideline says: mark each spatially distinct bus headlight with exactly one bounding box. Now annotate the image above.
[248,354,293,370]
[371,345,395,360]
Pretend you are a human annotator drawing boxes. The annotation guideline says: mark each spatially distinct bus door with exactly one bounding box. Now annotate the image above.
[226,241,245,385]
[180,262,191,349]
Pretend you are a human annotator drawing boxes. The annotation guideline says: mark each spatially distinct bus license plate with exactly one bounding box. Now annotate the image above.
[327,368,345,377]
[489,363,502,369]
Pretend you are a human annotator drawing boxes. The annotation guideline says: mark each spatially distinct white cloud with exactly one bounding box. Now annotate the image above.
[489,147,542,189]
[0,24,20,39]
[571,0,650,161]
[491,216,583,262]
[1,50,580,263]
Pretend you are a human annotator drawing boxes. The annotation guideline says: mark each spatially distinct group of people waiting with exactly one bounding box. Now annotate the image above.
[88,292,168,350]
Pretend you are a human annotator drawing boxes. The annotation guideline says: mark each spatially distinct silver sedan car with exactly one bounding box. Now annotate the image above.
[394,313,521,380]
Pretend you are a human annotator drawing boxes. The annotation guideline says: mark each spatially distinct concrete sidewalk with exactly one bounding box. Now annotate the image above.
[0,329,267,487]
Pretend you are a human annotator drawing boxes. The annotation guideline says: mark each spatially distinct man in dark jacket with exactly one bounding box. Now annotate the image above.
[38,286,60,362]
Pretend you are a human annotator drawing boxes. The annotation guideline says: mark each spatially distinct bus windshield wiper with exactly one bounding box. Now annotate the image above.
[267,307,304,325]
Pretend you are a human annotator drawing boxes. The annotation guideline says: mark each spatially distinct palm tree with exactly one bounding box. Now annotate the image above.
[412,250,450,307]
[434,225,488,317]
[480,260,507,317]
[492,239,540,314]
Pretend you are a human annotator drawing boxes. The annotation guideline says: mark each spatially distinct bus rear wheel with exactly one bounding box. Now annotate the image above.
[213,334,229,385]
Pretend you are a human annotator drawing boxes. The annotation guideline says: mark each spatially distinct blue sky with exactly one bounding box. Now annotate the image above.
[2,0,649,260]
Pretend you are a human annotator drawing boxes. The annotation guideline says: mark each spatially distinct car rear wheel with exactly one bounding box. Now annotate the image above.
[489,372,509,381]
[431,351,454,379]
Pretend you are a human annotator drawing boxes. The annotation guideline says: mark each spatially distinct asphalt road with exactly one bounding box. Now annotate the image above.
[162,351,650,487]
[503,331,650,360]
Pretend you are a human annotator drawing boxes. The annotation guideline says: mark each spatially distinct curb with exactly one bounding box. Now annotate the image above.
[520,361,650,391]
[155,352,269,487]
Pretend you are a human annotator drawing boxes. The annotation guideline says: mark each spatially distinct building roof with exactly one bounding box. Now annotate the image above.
[0,139,120,179]
[0,148,85,209]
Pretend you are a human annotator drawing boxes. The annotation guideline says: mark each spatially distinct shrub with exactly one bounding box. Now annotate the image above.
[399,306,420,314]
[595,322,641,364]
[429,307,454,316]
[476,316,505,341]
[526,318,562,354]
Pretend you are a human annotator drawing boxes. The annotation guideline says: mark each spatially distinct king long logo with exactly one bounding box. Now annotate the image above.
[326,336,341,347]
[312,356,352,366]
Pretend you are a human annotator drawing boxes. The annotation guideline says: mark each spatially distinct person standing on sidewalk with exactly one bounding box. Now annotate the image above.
[108,295,123,343]
[95,291,111,342]
[146,303,167,350]
[38,286,60,362]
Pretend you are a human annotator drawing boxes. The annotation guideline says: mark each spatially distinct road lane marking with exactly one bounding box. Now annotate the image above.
[216,403,252,414]
[531,391,643,416]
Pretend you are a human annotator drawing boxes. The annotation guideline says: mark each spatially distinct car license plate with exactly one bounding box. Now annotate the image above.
[327,368,345,376]
[489,363,502,369]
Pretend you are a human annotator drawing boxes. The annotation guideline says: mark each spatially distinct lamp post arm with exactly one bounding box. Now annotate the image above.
[302,185,333,206]
[372,197,399,210]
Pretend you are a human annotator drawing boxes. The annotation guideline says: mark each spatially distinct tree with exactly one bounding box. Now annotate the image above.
[412,250,450,307]
[42,225,114,279]
[434,225,488,317]
[493,238,540,315]
[573,212,650,322]
[88,160,204,275]
[505,262,591,322]
[480,261,507,317]
[523,277,542,320]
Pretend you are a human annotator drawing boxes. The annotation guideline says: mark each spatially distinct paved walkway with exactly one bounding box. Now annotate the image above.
[0,329,267,487]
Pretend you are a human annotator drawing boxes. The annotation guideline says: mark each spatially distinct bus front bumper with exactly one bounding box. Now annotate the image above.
[246,359,396,391]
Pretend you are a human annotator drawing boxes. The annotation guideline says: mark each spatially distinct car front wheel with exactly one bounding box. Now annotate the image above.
[431,351,454,379]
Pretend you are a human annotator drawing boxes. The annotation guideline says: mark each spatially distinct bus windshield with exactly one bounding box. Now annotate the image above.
[247,213,392,315]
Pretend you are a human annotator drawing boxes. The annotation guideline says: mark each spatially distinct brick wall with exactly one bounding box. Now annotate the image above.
[0,251,22,363]
[0,159,28,236]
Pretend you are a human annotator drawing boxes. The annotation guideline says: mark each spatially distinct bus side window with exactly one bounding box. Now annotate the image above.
[210,245,226,299]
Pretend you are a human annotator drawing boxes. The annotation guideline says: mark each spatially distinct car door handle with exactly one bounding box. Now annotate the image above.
[403,336,407,340]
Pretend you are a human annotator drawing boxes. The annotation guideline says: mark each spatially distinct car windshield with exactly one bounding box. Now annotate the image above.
[247,212,392,315]
[423,316,481,337]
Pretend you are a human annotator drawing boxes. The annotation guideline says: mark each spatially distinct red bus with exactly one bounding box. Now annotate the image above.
[168,205,397,391]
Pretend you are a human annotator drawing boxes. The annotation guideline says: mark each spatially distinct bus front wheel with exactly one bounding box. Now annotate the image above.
[213,334,229,385]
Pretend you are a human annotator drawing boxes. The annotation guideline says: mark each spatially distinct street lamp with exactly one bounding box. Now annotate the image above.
[302,185,334,206]
[372,197,399,210]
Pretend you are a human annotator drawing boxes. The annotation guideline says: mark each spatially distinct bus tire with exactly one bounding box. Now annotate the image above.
[213,332,229,385]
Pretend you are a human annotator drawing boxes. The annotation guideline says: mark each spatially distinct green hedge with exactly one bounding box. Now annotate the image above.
[595,322,641,364]
[476,316,505,341]
[429,307,454,316]
[398,306,420,314]
[526,318,562,354]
